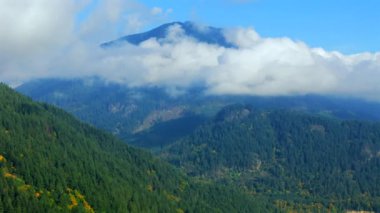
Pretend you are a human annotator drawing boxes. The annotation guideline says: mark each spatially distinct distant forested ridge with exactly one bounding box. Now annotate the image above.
[17,78,380,150]
[162,104,380,211]
[0,84,270,212]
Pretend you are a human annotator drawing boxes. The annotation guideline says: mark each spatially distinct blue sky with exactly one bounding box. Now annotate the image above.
[2,0,380,100]
[137,0,380,54]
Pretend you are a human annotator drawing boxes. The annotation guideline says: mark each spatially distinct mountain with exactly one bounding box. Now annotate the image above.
[17,78,380,150]
[162,104,380,211]
[10,16,380,210]
[16,78,211,150]
[0,84,271,212]
[100,21,235,48]
[9,80,380,212]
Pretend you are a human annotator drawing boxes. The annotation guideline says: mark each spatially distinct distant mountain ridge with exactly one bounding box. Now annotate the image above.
[101,21,235,48]
[17,78,380,151]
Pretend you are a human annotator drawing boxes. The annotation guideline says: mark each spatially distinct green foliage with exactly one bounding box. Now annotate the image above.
[18,78,380,151]
[130,115,207,150]
[16,79,213,149]
[0,84,269,212]
[162,104,380,212]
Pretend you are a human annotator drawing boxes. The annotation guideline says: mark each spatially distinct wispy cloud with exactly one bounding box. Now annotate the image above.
[1,0,380,101]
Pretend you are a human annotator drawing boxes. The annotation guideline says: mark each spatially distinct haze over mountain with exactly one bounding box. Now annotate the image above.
[1,3,380,101]
[11,20,380,151]
[17,78,380,150]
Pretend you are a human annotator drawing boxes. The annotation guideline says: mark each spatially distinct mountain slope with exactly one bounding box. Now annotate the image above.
[16,78,212,149]
[17,78,380,151]
[0,84,269,212]
[100,21,235,48]
[162,105,380,211]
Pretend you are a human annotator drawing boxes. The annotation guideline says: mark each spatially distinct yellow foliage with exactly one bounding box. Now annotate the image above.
[166,193,180,202]
[35,192,41,198]
[176,208,185,213]
[83,200,95,213]
[18,184,32,192]
[4,172,17,179]
[147,184,153,192]
[0,155,6,162]
[67,189,94,213]
[74,190,85,200]
[68,194,78,209]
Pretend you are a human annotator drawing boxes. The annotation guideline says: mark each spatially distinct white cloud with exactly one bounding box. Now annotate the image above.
[0,0,80,84]
[78,0,152,40]
[0,0,171,84]
[150,7,173,17]
[94,25,380,100]
[0,1,380,101]
[151,7,163,15]
[224,27,260,48]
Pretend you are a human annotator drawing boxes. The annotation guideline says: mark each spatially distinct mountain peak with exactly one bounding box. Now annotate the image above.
[101,21,235,48]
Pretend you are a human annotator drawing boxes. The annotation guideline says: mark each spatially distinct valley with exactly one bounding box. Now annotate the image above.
[1,3,380,211]
[0,84,270,212]
[14,79,380,212]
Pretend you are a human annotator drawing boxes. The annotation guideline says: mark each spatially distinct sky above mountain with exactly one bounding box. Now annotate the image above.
[1,0,380,101]
[138,0,380,54]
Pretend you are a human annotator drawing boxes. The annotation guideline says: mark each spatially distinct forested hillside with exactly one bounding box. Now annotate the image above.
[162,104,380,212]
[17,78,380,150]
[10,80,380,212]
[0,84,269,212]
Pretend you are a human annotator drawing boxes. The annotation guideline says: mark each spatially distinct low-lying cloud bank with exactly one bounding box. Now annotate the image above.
[1,0,380,101]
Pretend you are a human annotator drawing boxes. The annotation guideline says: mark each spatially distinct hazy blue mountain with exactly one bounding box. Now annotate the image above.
[17,78,380,150]
[17,78,211,149]
[101,21,235,48]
